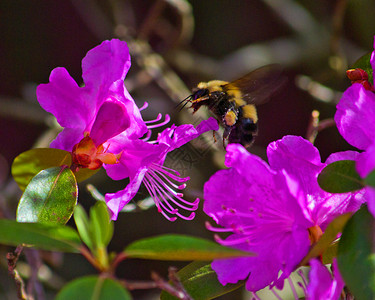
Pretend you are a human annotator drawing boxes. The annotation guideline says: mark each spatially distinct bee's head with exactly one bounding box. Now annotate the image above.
[192,88,209,100]
[189,88,210,112]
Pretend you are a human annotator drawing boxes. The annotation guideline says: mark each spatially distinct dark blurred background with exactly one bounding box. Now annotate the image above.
[0,0,374,299]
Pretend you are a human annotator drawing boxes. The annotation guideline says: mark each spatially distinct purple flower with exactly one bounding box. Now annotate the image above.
[335,36,375,215]
[104,117,219,221]
[307,258,344,300]
[203,136,362,292]
[36,39,147,169]
[267,136,363,231]
[335,37,375,151]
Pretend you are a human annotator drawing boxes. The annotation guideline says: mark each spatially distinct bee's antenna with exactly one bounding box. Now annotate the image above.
[175,95,192,111]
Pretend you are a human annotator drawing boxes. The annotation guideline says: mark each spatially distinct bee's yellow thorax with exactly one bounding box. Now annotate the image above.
[241,104,258,123]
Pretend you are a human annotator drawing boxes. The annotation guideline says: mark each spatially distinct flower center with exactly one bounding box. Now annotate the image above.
[308,224,323,245]
[72,133,121,171]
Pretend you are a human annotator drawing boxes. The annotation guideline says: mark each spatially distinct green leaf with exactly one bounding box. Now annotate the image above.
[55,276,132,300]
[74,167,100,184]
[161,261,243,300]
[17,166,78,225]
[12,148,71,191]
[299,213,351,266]
[365,169,375,188]
[318,160,363,193]
[74,205,94,250]
[11,148,99,191]
[0,219,81,252]
[322,241,339,265]
[352,52,373,83]
[124,234,253,261]
[337,205,375,299]
[90,201,113,248]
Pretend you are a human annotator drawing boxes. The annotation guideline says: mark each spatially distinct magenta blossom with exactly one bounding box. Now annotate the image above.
[203,136,363,292]
[335,36,375,215]
[36,39,147,169]
[335,40,375,152]
[307,259,344,300]
[104,117,219,221]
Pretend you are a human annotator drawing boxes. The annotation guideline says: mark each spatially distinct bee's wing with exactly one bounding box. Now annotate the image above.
[223,64,287,105]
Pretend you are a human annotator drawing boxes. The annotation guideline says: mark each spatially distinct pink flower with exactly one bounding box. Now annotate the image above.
[36,39,147,169]
[104,117,219,221]
[334,36,375,216]
[307,259,344,300]
[203,136,363,292]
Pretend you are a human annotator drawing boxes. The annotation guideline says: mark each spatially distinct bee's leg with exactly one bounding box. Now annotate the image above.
[222,126,232,149]
[212,118,221,142]
[222,136,228,149]
[212,130,217,143]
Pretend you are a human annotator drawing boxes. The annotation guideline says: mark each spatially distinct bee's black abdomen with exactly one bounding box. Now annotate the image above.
[241,118,257,132]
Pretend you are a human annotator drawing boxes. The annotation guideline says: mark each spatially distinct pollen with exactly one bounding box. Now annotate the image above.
[224,110,237,126]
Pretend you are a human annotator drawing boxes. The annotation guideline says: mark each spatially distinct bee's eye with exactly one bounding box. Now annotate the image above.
[193,89,209,100]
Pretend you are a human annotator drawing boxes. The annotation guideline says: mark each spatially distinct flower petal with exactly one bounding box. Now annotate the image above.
[325,150,360,164]
[109,80,147,140]
[104,139,168,180]
[90,96,130,146]
[203,168,256,226]
[50,128,84,151]
[267,135,322,169]
[225,143,275,186]
[105,167,147,220]
[331,258,345,300]
[82,39,131,90]
[157,117,219,150]
[356,142,375,178]
[307,258,344,300]
[307,259,334,300]
[335,83,375,150]
[267,136,363,229]
[371,37,375,73]
[212,255,281,292]
[36,67,92,129]
[364,187,375,218]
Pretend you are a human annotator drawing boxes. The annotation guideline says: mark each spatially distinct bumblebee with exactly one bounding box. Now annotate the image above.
[182,64,286,148]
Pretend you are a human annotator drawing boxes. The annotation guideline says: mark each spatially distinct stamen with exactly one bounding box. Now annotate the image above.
[144,178,179,216]
[176,211,196,221]
[151,163,189,182]
[146,114,171,129]
[297,269,308,290]
[287,277,299,300]
[270,287,283,300]
[160,210,178,222]
[144,173,183,214]
[139,101,148,111]
[147,171,198,210]
[145,113,162,123]
[297,282,307,296]
[142,176,162,212]
[205,221,235,233]
[153,163,181,176]
[141,129,152,141]
[149,167,184,190]
[214,234,251,246]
